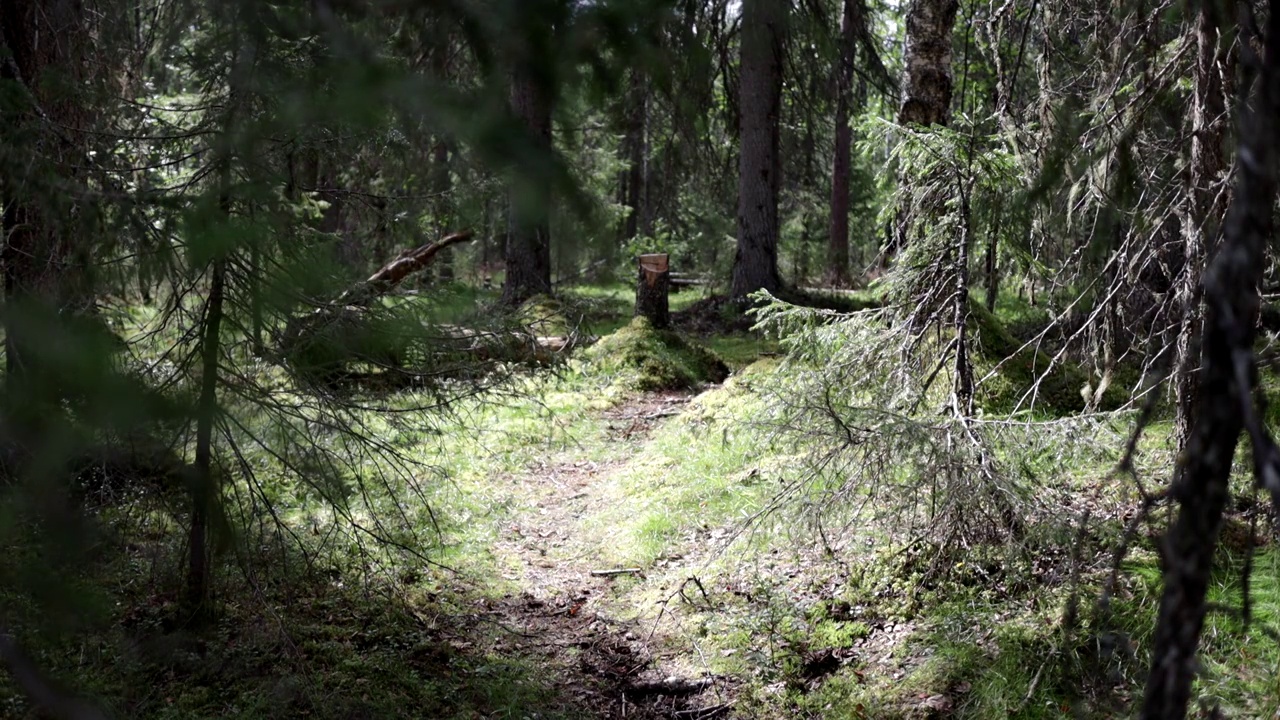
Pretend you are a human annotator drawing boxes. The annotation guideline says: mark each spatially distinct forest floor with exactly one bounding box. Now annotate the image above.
[474,390,734,719]
[7,283,1280,719]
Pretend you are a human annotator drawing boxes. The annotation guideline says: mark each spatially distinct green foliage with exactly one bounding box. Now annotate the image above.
[967,301,1125,416]
[579,316,729,391]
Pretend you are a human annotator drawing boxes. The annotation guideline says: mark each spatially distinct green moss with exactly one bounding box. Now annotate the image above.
[968,301,1125,416]
[580,316,729,392]
[516,294,573,337]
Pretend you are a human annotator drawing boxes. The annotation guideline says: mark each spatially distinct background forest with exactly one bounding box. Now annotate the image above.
[2,0,1279,718]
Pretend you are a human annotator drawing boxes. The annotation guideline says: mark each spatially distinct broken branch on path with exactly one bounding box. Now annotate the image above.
[590,567,643,577]
[624,676,713,698]
[673,704,731,719]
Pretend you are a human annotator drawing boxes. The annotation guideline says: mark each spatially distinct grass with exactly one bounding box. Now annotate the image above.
[11,278,1280,719]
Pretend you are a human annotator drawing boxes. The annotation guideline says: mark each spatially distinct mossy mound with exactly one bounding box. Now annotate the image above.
[516,294,574,337]
[580,316,729,391]
[968,301,1128,415]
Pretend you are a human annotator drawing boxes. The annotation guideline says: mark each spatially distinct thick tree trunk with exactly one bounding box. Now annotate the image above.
[635,254,670,329]
[887,0,957,266]
[827,0,859,287]
[0,0,93,398]
[1141,3,1280,716]
[502,63,555,306]
[731,0,788,300]
[898,0,959,126]
[1173,5,1229,454]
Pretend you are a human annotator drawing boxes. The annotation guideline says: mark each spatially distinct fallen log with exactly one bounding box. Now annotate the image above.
[279,231,476,379]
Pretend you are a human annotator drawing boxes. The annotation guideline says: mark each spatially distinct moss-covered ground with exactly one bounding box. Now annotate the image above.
[2,282,1277,719]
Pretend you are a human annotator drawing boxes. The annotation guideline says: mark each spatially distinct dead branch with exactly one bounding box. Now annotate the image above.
[338,230,474,307]
[590,567,643,576]
[624,676,713,698]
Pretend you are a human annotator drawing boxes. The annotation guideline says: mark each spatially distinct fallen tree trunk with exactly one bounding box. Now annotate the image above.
[278,229,589,383]
[435,324,579,366]
[279,231,476,378]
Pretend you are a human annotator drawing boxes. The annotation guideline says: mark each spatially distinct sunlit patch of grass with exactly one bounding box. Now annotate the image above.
[700,334,781,370]
[1194,547,1280,717]
[583,381,774,568]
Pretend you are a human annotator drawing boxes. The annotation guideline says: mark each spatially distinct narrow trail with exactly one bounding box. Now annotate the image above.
[481,390,732,719]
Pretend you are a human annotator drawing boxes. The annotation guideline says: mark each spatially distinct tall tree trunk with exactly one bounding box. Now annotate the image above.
[1141,3,1280,716]
[188,255,225,615]
[0,0,93,400]
[431,41,455,283]
[827,0,860,287]
[431,140,455,282]
[619,68,649,245]
[1173,4,1229,454]
[502,64,555,306]
[898,0,959,126]
[731,0,788,300]
[888,0,958,265]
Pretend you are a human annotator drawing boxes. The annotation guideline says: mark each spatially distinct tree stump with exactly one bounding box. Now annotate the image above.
[636,254,670,329]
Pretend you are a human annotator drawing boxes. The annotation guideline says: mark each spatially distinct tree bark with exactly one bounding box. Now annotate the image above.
[431,41,455,282]
[1141,3,1280,716]
[1173,4,1229,455]
[619,68,649,245]
[635,254,670,329]
[187,256,225,616]
[827,0,860,287]
[431,139,455,281]
[502,61,555,306]
[898,0,959,126]
[0,0,93,398]
[731,0,788,300]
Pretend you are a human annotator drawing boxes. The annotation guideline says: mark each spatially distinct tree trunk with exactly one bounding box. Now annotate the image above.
[1141,2,1280,716]
[886,0,957,266]
[1173,4,1229,455]
[731,0,788,300]
[431,139,455,282]
[431,41,455,283]
[898,0,959,126]
[635,254,670,329]
[619,69,649,245]
[983,228,999,311]
[187,256,225,616]
[827,0,859,287]
[0,0,93,399]
[502,63,555,306]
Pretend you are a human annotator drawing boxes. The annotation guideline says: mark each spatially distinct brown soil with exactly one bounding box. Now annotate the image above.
[477,391,734,718]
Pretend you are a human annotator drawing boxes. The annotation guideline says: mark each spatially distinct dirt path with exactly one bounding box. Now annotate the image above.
[483,390,732,719]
